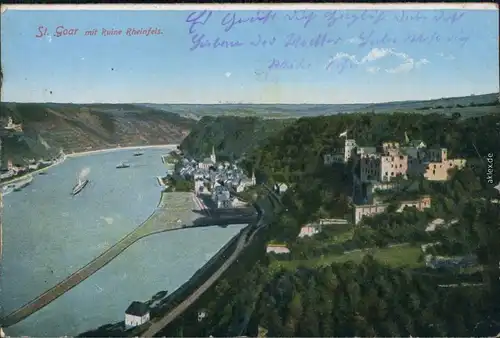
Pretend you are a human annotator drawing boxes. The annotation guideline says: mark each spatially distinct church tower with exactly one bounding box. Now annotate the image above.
[251,170,256,185]
[210,146,216,163]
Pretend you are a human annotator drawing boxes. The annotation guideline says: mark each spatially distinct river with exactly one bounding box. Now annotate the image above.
[0,147,246,336]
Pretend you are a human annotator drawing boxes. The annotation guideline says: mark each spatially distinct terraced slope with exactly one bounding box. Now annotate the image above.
[0,103,195,163]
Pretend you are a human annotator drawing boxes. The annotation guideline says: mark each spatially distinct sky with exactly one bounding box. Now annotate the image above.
[1,4,498,104]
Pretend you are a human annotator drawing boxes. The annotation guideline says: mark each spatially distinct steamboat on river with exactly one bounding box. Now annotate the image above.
[72,177,89,196]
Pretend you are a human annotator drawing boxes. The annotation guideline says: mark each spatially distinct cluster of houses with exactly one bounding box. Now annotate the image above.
[0,151,65,182]
[0,117,64,182]
[324,133,467,224]
[176,147,256,209]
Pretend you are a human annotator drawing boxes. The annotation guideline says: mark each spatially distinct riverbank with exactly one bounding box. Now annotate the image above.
[0,144,178,187]
[1,163,57,187]
[66,144,178,158]
[78,226,247,337]
[0,150,179,327]
[0,189,196,328]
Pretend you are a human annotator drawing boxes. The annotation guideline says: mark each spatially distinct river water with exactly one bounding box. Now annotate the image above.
[0,148,246,336]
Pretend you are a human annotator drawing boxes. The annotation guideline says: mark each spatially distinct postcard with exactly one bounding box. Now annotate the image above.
[0,3,499,338]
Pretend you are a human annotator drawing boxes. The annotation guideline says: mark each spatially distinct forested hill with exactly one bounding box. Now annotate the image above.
[160,110,500,338]
[245,112,500,185]
[0,102,195,163]
[179,116,295,160]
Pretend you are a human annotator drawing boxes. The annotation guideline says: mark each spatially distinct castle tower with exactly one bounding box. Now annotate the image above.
[210,146,216,163]
[344,139,357,163]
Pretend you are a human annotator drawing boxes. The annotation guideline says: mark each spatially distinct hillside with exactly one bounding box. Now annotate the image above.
[70,103,500,337]
[246,111,500,187]
[161,111,500,338]
[179,116,295,160]
[0,103,195,163]
[140,92,499,118]
[2,92,497,164]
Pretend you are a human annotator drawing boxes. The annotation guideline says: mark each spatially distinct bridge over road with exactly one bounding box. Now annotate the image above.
[0,192,252,329]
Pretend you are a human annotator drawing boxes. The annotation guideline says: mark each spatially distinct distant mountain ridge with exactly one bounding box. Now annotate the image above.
[0,102,195,163]
[1,92,497,163]
[138,92,499,118]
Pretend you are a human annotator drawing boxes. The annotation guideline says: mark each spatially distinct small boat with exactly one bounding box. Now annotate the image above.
[133,151,144,157]
[39,172,47,175]
[116,162,130,169]
[72,178,89,196]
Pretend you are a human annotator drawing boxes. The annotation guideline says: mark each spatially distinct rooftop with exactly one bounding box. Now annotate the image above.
[357,146,378,154]
[125,301,149,316]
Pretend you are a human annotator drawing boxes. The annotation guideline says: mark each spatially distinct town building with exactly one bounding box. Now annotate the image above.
[323,138,357,165]
[359,153,381,182]
[198,309,208,322]
[323,153,343,165]
[198,158,214,170]
[360,142,409,183]
[3,117,23,133]
[423,148,466,181]
[273,182,289,195]
[316,218,349,225]
[28,163,40,170]
[197,146,217,170]
[298,223,322,238]
[125,301,150,329]
[356,146,377,157]
[365,181,400,203]
[213,188,232,208]
[266,244,290,254]
[236,171,256,192]
[353,195,431,224]
[402,143,428,176]
[194,176,206,195]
